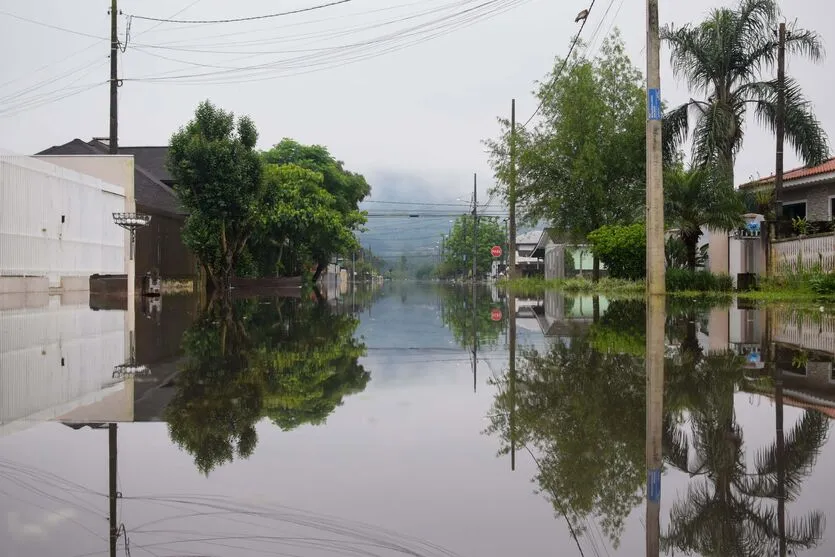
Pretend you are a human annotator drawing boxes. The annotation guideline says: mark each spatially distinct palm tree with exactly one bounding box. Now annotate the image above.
[662,0,829,183]
[665,167,745,270]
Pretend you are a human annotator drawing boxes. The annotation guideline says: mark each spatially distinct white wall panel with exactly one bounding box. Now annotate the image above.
[0,153,126,285]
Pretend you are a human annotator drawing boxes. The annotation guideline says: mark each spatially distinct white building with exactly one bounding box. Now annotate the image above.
[0,151,135,295]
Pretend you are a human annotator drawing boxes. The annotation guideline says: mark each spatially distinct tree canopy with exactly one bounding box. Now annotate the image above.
[440,215,505,279]
[168,100,264,290]
[486,32,646,278]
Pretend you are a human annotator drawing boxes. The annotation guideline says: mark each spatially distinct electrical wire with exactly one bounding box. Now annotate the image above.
[124,0,529,85]
[521,0,597,129]
[128,0,354,25]
[0,10,106,40]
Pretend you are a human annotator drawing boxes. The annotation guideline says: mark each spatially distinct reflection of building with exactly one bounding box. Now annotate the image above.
[706,305,835,417]
[0,292,131,437]
[514,292,603,338]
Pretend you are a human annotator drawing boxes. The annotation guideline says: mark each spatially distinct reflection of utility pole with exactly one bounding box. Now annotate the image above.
[472,282,478,393]
[108,423,119,557]
[767,308,787,556]
[508,291,517,471]
[645,294,665,557]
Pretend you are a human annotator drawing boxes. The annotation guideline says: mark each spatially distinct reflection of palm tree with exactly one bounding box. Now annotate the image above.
[663,383,828,555]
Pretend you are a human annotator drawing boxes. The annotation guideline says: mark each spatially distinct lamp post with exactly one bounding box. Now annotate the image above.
[112,212,151,261]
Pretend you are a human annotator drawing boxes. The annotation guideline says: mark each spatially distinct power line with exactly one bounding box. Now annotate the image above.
[124,0,529,85]
[521,0,597,129]
[0,10,106,40]
[127,0,354,25]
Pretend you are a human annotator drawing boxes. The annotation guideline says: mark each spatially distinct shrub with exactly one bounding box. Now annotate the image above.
[666,268,733,292]
[588,223,646,280]
[809,272,835,296]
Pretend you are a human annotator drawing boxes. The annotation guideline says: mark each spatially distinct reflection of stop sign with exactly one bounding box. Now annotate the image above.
[490,245,503,258]
[491,308,503,321]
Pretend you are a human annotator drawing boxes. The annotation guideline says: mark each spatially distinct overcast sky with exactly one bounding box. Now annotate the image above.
[0,0,832,202]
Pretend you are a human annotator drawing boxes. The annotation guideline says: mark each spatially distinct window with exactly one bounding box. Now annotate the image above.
[783,201,807,220]
[830,197,835,220]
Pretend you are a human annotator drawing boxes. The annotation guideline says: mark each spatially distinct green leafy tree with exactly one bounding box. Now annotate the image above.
[261,139,370,279]
[486,32,646,280]
[168,101,264,291]
[248,164,359,277]
[665,166,744,270]
[442,215,505,278]
[662,0,829,183]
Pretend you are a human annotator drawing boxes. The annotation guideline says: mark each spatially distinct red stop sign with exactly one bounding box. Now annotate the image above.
[491,308,503,322]
[490,245,503,258]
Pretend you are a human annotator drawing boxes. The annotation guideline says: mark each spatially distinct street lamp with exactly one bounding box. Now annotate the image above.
[112,212,151,260]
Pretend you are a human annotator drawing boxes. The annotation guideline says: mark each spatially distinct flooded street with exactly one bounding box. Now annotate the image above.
[2,284,835,556]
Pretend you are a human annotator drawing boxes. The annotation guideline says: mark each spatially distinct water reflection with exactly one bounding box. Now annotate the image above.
[4,284,835,555]
[165,295,369,474]
[488,292,833,555]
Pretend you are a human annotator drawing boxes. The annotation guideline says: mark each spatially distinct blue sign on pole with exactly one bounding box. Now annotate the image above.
[647,468,661,502]
[648,88,662,121]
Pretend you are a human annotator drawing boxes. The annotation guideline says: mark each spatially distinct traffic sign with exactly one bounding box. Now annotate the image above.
[490,308,503,322]
[490,245,503,258]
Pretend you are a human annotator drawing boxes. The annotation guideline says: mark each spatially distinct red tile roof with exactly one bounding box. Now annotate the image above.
[739,157,835,189]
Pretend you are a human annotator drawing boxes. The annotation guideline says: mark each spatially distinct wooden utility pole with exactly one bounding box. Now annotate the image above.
[472,173,478,282]
[109,0,119,154]
[645,0,665,294]
[508,100,518,280]
[108,423,118,557]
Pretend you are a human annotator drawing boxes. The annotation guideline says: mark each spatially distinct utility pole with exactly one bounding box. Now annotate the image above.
[767,22,787,277]
[472,173,478,282]
[109,0,119,154]
[108,423,118,557]
[508,99,518,280]
[645,0,665,294]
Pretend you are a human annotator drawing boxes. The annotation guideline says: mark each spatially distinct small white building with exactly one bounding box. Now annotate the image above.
[0,151,135,294]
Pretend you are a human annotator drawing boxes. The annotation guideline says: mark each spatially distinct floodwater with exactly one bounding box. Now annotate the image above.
[1,283,835,556]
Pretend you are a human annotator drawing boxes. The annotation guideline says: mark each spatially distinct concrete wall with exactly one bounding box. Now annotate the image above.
[0,295,128,437]
[0,153,134,293]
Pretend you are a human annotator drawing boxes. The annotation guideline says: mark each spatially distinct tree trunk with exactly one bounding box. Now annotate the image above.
[312,262,326,282]
[685,235,698,272]
[592,295,600,324]
[592,255,600,282]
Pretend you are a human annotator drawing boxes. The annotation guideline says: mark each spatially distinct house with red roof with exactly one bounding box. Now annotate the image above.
[738,157,835,221]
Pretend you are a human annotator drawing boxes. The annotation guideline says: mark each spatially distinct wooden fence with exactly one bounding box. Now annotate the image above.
[772,233,835,274]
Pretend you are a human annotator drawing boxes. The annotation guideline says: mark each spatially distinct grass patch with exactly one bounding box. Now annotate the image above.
[502,277,645,297]
[502,275,835,307]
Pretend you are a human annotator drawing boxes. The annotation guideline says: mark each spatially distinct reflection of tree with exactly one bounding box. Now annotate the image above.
[165,297,368,474]
[259,302,369,430]
[487,330,646,547]
[663,371,828,555]
[440,286,505,348]
[165,300,263,475]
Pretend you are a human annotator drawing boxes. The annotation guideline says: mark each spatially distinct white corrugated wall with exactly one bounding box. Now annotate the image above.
[0,152,125,285]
